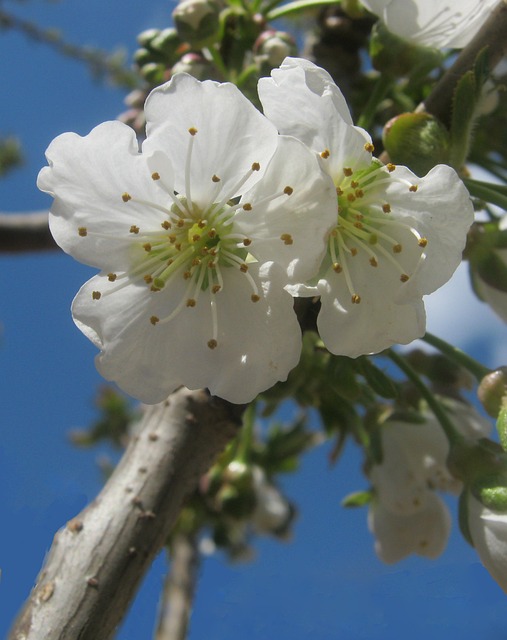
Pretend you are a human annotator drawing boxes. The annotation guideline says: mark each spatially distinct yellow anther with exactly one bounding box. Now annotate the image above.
[409,184,418,192]
[192,234,201,242]
[344,167,353,177]
[130,225,140,234]
[78,227,87,237]
[176,219,185,228]
[351,180,359,188]
[161,220,171,230]
[92,291,101,300]
[144,275,153,284]
[382,204,391,213]
[107,273,117,282]
[192,258,201,266]
[183,271,192,279]
[175,243,182,251]
[369,257,378,267]
[251,294,260,302]
[197,220,206,228]
[208,229,217,239]
[251,162,260,171]
[151,172,160,181]
[333,263,342,273]
[387,163,396,172]
[418,237,428,248]
[208,339,218,349]
[169,235,177,243]
[150,316,159,325]
[167,259,174,266]
[355,189,364,198]
[150,285,161,292]
[240,264,248,273]
[354,222,363,229]
[243,238,252,246]
[122,193,132,202]
[212,174,221,182]
[351,294,361,304]
[347,194,356,203]
[284,186,294,196]
[393,244,402,253]
[188,127,198,136]
[143,243,152,252]
[208,261,216,269]
[212,285,222,293]
[336,187,343,196]
[364,142,375,153]
[243,203,252,211]
[400,274,410,282]
[320,149,330,159]
[186,299,196,307]
[350,248,358,256]
[280,233,293,245]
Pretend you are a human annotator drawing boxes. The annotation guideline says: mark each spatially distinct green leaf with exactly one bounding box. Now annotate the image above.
[497,406,507,452]
[342,490,372,508]
[458,489,474,546]
[266,0,338,21]
[358,358,399,399]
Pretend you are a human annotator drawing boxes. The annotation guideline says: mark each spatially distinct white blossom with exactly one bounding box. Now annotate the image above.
[468,494,507,593]
[360,0,497,49]
[38,73,336,404]
[259,58,474,358]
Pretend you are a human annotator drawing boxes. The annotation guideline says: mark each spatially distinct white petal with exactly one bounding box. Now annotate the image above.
[368,493,451,563]
[143,73,278,209]
[468,495,507,593]
[235,136,336,282]
[72,263,301,404]
[39,121,171,271]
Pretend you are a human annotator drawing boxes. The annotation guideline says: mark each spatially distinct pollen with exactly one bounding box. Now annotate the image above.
[78,227,87,237]
[284,186,294,196]
[130,225,140,234]
[364,142,374,153]
[188,127,198,136]
[151,172,160,181]
[207,339,218,349]
[107,273,117,282]
[280,233,293,245]
[92,291,101,300]
[409,184,418,192]
[122,193,132,202]
[251,162,260,171]
[351,294,361,304]
[382,204,391,213]
[243,203,252,211]
[212,174,221,183]
[320,149,330,159]
[400,274,410,282]
[418,237,428,248]
[251,294,260,302]
[150,316,159,325]
[387,163,396,172]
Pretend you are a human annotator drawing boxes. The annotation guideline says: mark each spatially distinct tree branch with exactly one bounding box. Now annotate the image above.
[9,388,243,640]
[0,210,57,253]
[155,534,200,640]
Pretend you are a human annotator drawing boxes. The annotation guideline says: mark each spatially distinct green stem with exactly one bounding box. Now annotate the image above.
[266,0,339,21]
[235,402,256,463]
[464,178,507,212]
[422,332,490,381]
[388,349,465,446]
[356,74,394,131]
[204,45,229,81]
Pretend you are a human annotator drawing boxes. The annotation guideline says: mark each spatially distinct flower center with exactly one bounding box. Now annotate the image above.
[326,160,427,304]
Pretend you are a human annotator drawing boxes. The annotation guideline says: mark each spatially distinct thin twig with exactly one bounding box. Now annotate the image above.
[0,210,57,253]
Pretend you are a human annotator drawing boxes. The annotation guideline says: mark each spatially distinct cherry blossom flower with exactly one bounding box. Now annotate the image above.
[259,58,474,358]
[360,0,497,49]
[38,73,336,404]
[468,494,507,593]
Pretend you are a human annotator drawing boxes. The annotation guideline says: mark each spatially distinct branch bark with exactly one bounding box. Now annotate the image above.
[0,210,57,252]
[155,534,200,640]
[9,388,243,640]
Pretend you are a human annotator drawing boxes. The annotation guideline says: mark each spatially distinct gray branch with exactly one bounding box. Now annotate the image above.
[155,534,200,640]
[0,210,57,253]
[9,388,243,640]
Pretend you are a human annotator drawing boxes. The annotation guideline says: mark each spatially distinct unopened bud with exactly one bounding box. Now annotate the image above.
[478,368,507,418]
[254,30,297,68]
[172,0,221,47]
[171,52,215,80]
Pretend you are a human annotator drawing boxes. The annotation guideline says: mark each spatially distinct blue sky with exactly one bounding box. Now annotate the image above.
[1,1,507,638]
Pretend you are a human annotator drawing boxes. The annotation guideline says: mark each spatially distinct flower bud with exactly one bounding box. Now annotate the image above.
[172,0,221,47]
[478,368,507,418]
[140,62,167,85]
[150,28,183,64]
[137,28,161,48]
[254,30,297,70]
[383,112,450,176]
[171,52,215,80]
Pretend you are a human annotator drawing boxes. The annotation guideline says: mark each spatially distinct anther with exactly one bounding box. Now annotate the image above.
[418,237,428,247]
[188,127,198,136]
[333,263,342,273]
[78,227,87,237]
[243,238,252,246]
[251,162,260,171]
[336,187,343,196]
[344,167,353,177]
[351,294,361,304]
[107,273,117,282]
[150,285,161,292]
[409,184,418,192]
[351,180,359,188]
[382,204,391,213]
[92,291,101,300]
[240,264,248,273]
[192,235,200,242]
[176,220,185,228]
[208,229,217,238]
[364,142,375,153]
[184,271,192,279]
[143,243,152,252]
[284,186,294,196]
[280,233,293,245]
[122,193,132,202]
[197,220,206,228]
[251,294,260,302]
[130,225,140,234]
[350,248,358,256]
[150,316,159,325]
[369,257,378,267]
[144,275,153,284]
[212,174,221,182]
[320,149,330,159]
[393,244,402,253]
[186,299,196,307]
[387,163,396,172]
[212,285,221,293]
[400,274,410,282]
[208,339,218,349]
[355,189,364,198]
[243,203,252,211]
[151,172,160,181]
[347,194,356,202]
[161,221,171,230]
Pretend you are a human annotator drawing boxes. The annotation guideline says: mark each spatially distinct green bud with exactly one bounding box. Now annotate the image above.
[357,358,398,399]
[140,62,167,85]
[473,475,507,513]
[172,0,221,48]
[136,28,161,48]
[383,112,450,176]
[254,30,297,69]
[150,28,183,64]
[369,22,443,77]
[172,53,216,81]
[341,490,372,508]
[133,48,155,67]
[478,368,507,419]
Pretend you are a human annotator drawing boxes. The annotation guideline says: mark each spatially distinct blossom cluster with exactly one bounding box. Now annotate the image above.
[39,58,474,404]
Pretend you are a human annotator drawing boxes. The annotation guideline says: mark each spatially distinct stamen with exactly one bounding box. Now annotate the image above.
[185,129,196,205]
[78,227,87,237]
